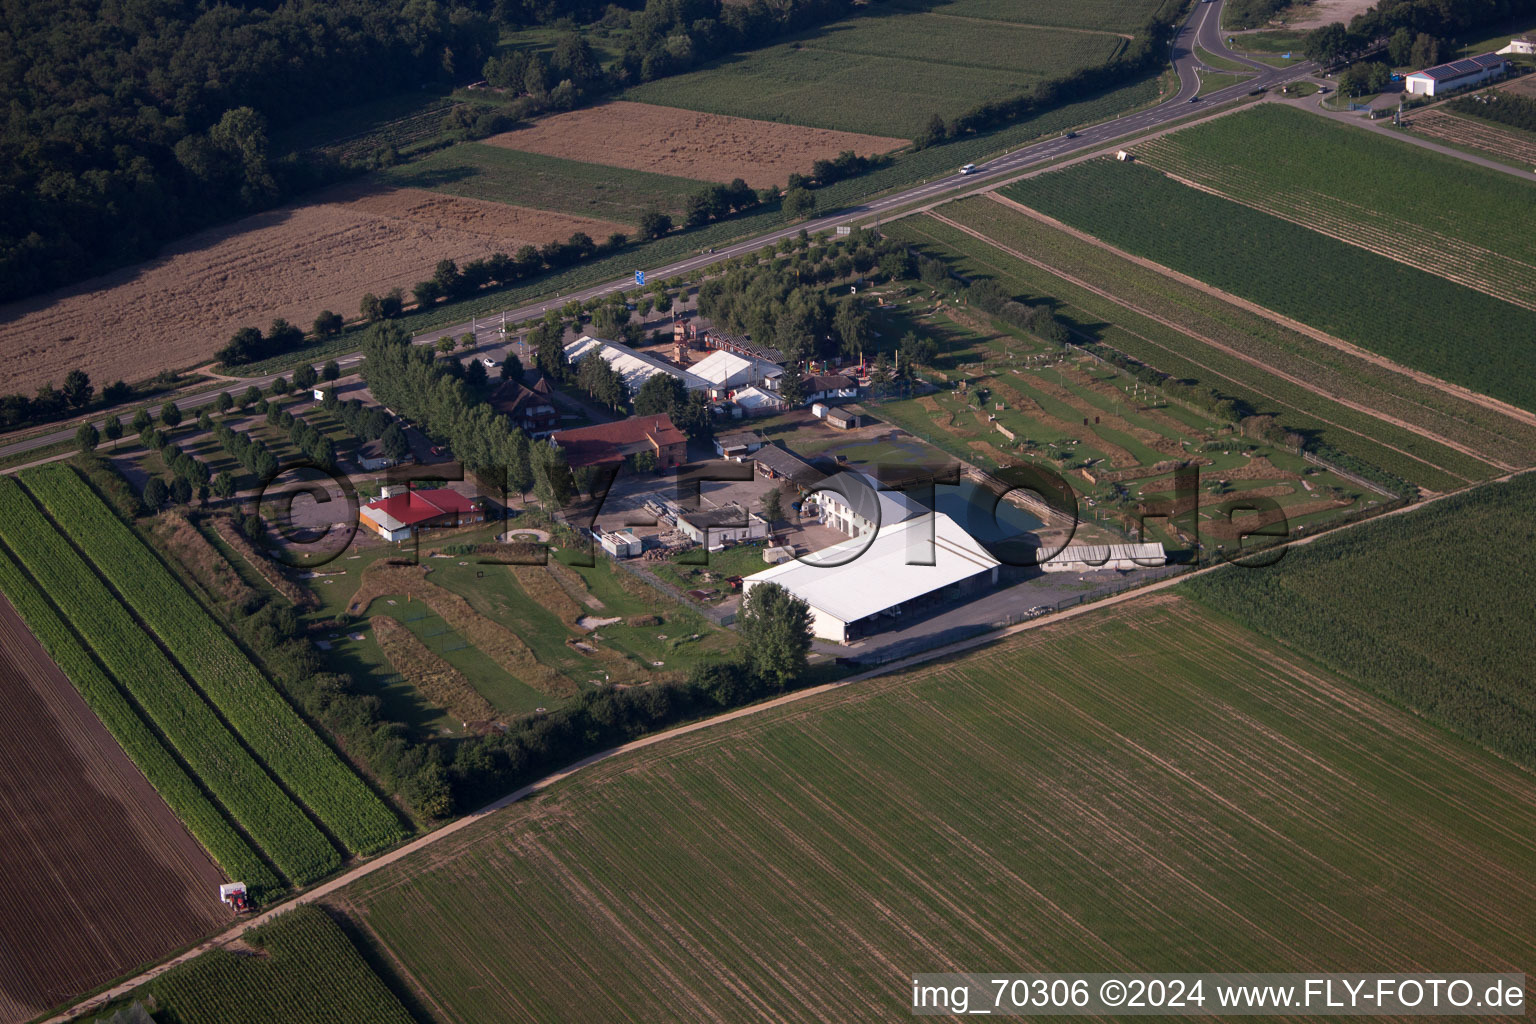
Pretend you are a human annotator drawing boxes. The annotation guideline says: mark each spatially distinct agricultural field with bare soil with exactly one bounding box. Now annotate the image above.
[485,101,906,186]
[0,184,627,396]
[0,595,225,1024]
[335,595,1536,1023]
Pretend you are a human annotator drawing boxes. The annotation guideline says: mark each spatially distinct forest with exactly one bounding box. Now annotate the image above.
[0,0,867,309]
[0,0,496,304]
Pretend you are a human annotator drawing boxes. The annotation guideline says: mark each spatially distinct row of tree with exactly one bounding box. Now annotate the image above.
[915,10,1180,148]
[325,393,413,464]
[361,324,541,499]
[1,370,133,432]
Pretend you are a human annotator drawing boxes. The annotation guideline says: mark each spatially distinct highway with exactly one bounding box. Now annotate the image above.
[0,0,1312,466]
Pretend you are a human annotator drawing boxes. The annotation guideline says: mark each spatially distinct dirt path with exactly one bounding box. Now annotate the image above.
[984,192,1536,433]
[925,208,1505,480]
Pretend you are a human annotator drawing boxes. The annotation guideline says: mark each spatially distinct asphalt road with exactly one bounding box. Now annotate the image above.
[0,0,1312,466]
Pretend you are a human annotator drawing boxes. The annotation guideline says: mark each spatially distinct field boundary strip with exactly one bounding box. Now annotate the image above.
[0,476,338,885]
[42,459,1536,1024]
[983,189,1536,432]
[21,464,408,857]
[919,209,1507,480]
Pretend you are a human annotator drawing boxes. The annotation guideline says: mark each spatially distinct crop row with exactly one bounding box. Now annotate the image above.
[22,465,406,856]
[0,478,338,885]
[889,211,1493,490]
[0,542,279,895]
[930,198,1536,467]
[1134,106,1536,287]
[145,906,415,1024]
[1002,159,1536,413]
[1184,472,1536,770]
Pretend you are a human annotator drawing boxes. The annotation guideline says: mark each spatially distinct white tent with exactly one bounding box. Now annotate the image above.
[742,512,1000,643]
[690,349,782,394]
[564,335,710,394]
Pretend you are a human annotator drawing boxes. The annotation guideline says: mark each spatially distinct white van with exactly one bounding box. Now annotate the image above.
[959,163,977,175]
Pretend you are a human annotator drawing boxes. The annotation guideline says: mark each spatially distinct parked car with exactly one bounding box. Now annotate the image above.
[482,357,499,368]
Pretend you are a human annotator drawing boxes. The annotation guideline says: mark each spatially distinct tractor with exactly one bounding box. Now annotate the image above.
[218,882,251,913]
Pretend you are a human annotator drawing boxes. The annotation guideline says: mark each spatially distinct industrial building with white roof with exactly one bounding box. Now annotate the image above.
[742,511,1001,644]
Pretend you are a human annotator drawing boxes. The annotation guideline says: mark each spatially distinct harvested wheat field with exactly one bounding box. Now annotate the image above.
[0,184,628,396]
[485,100,906,186]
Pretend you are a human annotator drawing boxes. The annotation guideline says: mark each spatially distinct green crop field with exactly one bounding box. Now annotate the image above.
[623,8,1128,138]
[1136,105,1536,307]
[378,145,709,226]
[885,0,1173,33]
[0,543,279,895]
[1185,472,1536,770]
[22,465,407,857]
[883,206,1533,491]
[120,906,414,1024]
[1002,160,1536,413]
[337,594,1536,1022]
[0,477,336,886]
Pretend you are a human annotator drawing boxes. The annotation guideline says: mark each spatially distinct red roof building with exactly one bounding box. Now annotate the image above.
[360,487,483,541]
[551,414,688,470]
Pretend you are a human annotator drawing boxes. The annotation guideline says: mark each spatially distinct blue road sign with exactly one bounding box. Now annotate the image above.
[635,270,645,286]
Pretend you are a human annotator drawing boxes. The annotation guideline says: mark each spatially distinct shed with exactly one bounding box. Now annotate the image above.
[1039,542,1166,573]
[599,531,643,559]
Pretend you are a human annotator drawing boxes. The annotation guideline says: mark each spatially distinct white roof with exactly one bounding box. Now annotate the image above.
[360,504,409,533]
[814,471,926,527]
[1042,542,1165,565]
[565,335,710,393]
[743,512,998,623]
[733,386,784,409]
[690,349,781,389]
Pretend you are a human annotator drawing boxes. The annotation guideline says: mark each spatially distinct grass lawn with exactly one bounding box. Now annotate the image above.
[299,525,738,725]
[362,594,552,717]
[377,145,709,225]
[336,593,1536,1022]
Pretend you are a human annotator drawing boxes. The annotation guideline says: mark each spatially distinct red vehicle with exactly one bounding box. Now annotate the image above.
[219,882,251,912]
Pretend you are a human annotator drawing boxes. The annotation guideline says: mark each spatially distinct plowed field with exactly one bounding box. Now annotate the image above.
[485,101,906,186]
[0,597,225,1024]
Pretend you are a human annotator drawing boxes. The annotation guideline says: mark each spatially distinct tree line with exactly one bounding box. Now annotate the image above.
[1303,0,1528,66]
[913,10,1181,148]
[1,369,135,433]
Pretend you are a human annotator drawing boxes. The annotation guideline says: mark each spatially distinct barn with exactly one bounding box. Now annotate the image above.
[359,487,483,542]
[742,511,1000,644]
[1404,53,1510,96]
